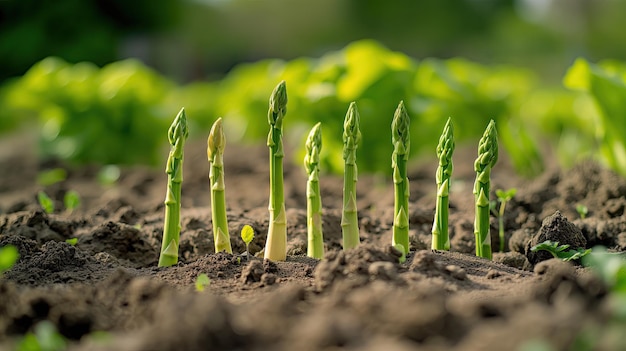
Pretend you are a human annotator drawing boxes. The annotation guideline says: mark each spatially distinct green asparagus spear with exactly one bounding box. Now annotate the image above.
[208,117,233,254]
[474,119,498,260]
[391,101,410,256]
[304,122,324,259]
[341,102,361,250]
[159,108,189,267]
[264,81,288,261]
[431,117,455,251]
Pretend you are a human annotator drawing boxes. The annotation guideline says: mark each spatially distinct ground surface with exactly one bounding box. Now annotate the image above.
[1,132,625,350]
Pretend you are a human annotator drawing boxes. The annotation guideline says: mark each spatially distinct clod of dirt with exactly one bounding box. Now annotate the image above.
[493,252,532,271]
[0,210,74,243]
[525,211,587,265]
[314,244,402,292]
[508,228,533,254]
[241,260,264,284]
[532,259,606,306]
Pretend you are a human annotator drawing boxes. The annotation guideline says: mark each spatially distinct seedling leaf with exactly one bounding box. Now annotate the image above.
[241,225,254,245]
[65,238,78,246]
[37,191,55,214]
[36,168,67,186]
[0,245,19,274]
[64,190,81,213]
[531,240,591,262]
[195,273,211,292]
[576,204,588,219]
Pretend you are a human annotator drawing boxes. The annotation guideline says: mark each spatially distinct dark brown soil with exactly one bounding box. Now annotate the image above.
[1,132,626,350]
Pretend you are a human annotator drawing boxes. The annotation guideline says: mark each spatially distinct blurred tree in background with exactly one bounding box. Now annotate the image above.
[2,0,626,84]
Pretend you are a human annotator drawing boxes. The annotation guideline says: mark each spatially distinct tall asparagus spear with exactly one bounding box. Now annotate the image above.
[264,81,288,261]
[391,101,410,256]
[159,108,189,267]
[341,102,361,250]
[431,117,455,251]
[207,117,233,254]
[474,119,498,259]
[304,122,324,259]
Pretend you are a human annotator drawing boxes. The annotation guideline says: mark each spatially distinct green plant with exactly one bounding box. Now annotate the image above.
[431,117,455,251]
[65,238,78,246]
[37,191,54,214]
[241,225,255,257]
[304,122,324,259]
[63,190,81,214]
[0,245,19,275]
[264,81,288,261]
[495,188,516,252]
[195,274,211,292]
[341,102,362,250]
[16,320,67,351]
[576,204,588,219]
[391,101,411,256]
[158,108,189,267]
[208,117,233,254]
[474,120,498,260]
[36,169,67,186]
[97,165,121,186]
[530,240,592,262]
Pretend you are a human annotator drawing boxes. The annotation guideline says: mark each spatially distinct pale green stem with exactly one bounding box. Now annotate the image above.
[473,119,497,260]
[305,123,324,259]
[264,81,287,261]
[498,200,507,252]
[431,117,454,251]
[341,102,361,250]
[391,101,410,255]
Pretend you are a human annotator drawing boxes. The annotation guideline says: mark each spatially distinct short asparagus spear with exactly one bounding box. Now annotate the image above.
[305,122,324,259]
[159,108,189,267]
[341,102,361,250]
[431,117,455,251]
[391,101,410,256]
[208,117,233,254]
[264,81,288,261]
[474,120,498,260]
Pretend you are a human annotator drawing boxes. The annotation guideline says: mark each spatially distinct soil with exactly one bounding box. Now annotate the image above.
[1,132,626,351]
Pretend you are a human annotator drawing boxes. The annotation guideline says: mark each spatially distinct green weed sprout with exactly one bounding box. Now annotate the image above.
[474,120,498,260]
[208,117,233,254]
[241,224,254,257]
[495,188,516,252]
[304,122,324,259]
[264,81,288,261]
[158,108,189,267]
[195,273,211,292]
[531,240,591,262]
[16,320,67,351]
[0,245,19,275]
[391,101,411,256]
[576,204,588,219]
[65,238,78,246]
[431,117,455,251]
[37,191,54,214]
[36,168,67,186]
[63,190,81,214]
[341,102,362,250]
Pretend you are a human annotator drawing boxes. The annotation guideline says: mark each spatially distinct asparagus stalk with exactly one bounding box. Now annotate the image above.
[431,117,455,251]
[207,117,233,254]
[304,122,324,259]
[159,108,189,267]
[473,120,498,260]
[264,81,288,261]
[341,102,361,250]
[391,101,410,256]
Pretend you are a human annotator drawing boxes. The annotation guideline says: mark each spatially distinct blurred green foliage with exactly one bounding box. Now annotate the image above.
[4,40,626,177]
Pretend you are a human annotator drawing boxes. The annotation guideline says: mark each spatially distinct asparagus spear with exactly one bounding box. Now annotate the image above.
[391,101,410,256]
[264,81,288,261]
[341,102,361,250]
[207,117,233,254]
[474,119,498,260]
[159,108,189,267]
[304,122,324,259]
[431,117,455,251]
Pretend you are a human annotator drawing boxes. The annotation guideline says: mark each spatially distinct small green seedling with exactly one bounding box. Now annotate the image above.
[495,188,517,252]
[37,191,55,214]
[97,165,120,186]
[576,204,588,219]
[63,190,81,214]
[0,245,19,275]
[65,238,78,246]
[241,224,255,258]
[16,320,67,351]
[530,240,591,262]
[36,168,67,186]
[195,273,211,292]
